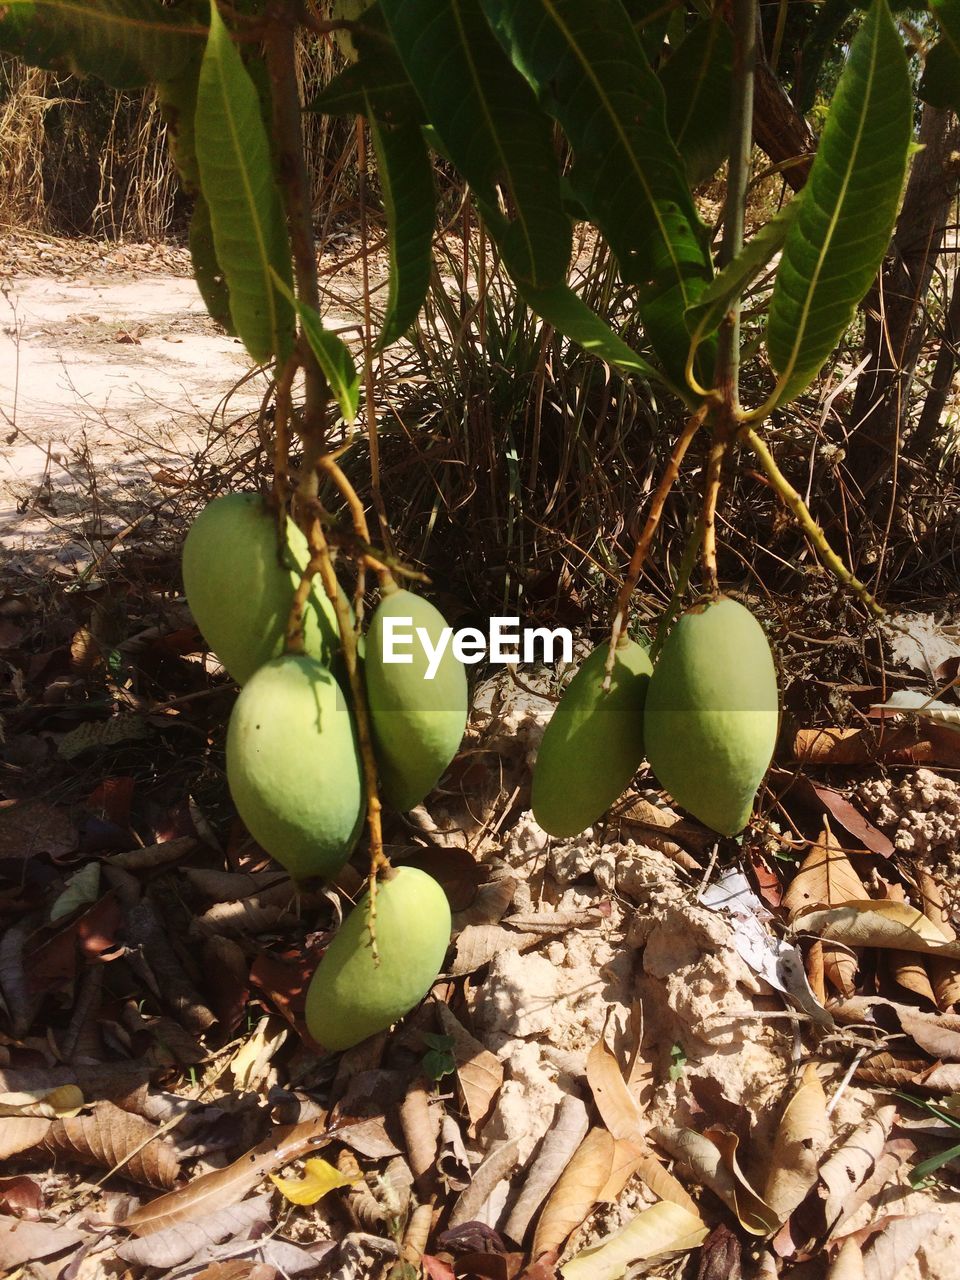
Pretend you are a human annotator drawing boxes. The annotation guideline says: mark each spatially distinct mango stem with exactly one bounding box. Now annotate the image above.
[604,404,708,690]
[743,427,884,617]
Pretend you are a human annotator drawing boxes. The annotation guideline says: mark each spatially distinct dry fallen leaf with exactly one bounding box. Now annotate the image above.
[122,1114,332,1235]
[42,1100,180,1189]
[828,1236,866,1280]
[918,870,960,1010]
[505,1094,589,1245]
[654,1126,779,1236]
[763,1065,831,1223]
[792,901,960,958]
[562,1200,708,1280]
[116,1193,274,1269]
[586,1024,647,1142]
[783,820,866,996]
[532,1127,639,1259]
[436,1002,503,1135]
[816,1105,896,1238]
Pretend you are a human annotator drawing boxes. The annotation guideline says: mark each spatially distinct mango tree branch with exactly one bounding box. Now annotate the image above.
[743,427,884,617]
[700,432,728,597]
[604,405,708,687]
[699,0,756,592]
[264,1,327,436]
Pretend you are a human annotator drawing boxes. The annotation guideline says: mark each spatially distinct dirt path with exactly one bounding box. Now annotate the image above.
[0,239,363,570]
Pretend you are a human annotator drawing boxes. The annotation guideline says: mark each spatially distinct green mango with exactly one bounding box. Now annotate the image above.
[305,866,451,1050]
[226,655,365,880]
[364,589,468,811]
[532,639,652,837]
[644,597,778,836]
[182,492,340,684]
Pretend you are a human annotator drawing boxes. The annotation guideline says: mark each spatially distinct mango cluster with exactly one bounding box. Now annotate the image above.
[182,493,466,1049]
[533,598,778,839]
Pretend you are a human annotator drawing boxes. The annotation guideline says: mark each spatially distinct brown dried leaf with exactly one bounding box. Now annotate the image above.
[0,1217,87,1269]
[793,725,960,767]
[0,1084,83,1117]
[861,1212,942,1280]
[793,901,960,957]
[655,1126,779,1236]
[531,1128,618,1259]
[505,1095,590,1245]
[116,1193,273,1268]
[807,784,894,857]
[122,1114,331,1235]
[918,871,960,1010]
[449,925,538,976]
[763,1065,831,1222]
[452,876,518,929]
[448,1137,520,1228]
[0,1175,43,1216]
[586,1027,646,1142]
[828,1237,865,1280]
[42,1100,180,1189]
[437,1003,503,1135]
[783,820,867,916]
[817,1106,896,1237]
[784,821,866,997]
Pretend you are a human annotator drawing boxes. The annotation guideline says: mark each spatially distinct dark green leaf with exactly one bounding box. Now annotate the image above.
[685,201,798,352]
[272,275,361,424]
[622,0,672,62]
[195,0,294,365]
[920,0,960,112]
[517,279,689,404]
[659,17,733,187]
[765,0,912,405]
[307,4,422,122]
[156,59,202,191]
[483,0,713,385]
[367,107,435,350]
[189,195,233,333]
[0,0,203,88]
[380,0,571,289]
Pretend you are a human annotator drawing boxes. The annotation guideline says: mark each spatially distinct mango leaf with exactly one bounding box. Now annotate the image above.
[483,0,713,383]
[195,0,294,365]
[920,0,960,113]
[563,1201,708,1280]
[517,279,689,403]
[623,0,673,62]
[0,0,203,88]
[308,5,421,122]
[659,17,733,187]
[367,106,434,349]
[156,59,203,192]
[685,201,798,357]
[765,0,912,406]
[380,0,571,289]
[270,1157,358,1205]
[189,195,233,333]
[272,274,361,424]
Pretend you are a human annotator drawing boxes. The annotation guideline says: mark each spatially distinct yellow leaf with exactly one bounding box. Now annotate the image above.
[562,1200,708,1280]
[269,1157,359,1205]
